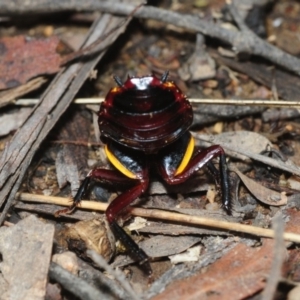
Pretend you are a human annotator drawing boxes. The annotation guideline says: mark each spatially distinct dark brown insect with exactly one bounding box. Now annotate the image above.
[60,71,230,276]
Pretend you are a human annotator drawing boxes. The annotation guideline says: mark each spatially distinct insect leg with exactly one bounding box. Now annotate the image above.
[59,167,152,275]
[106,179,152,276]
[158,145,231,213]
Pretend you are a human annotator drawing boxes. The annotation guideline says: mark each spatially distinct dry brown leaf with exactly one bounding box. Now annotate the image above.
[137,220,231,236]
[0,35,61,90]
[0,76,47,107]
[148,175,210,195]
[0,107,31,136]
[196,131,300,177]
[196,131,272,159]
[233,167,287,206]
[169,245,201,264]
[140,235,202,258]
[282,210,300,282]
[283,248,300,282]
[284,209,300,234]
[152,239,274,300]
[55,110,89,196]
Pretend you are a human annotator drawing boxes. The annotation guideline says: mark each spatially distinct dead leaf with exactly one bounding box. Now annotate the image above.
[55,110,89,196]
[178,33,216,81]
[283,248,300,282]
[0,35,61,90]
[284,209,300,234]
[169,245,201,264]
[126,217,148,231]
[0,107,31,136]
[196,131,272,160]
[282,210,300,282]
[287,175,300,191]
[152,240,274,300]
[148,175,210,195]
[0,76,47,108]
[195,132,300,177]
[137,220,231,236]
[233,167,287,206]
[140,235,202,258]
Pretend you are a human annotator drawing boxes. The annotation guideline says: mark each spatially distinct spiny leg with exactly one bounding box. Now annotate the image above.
[206,154,230,213]
[106,180,152,276]
[158,145,231,213]
[57,168,152,276]
[56,169,136,214]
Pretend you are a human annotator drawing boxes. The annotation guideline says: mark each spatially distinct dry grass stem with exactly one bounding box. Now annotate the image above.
[17,193,300,244]
[14,97,300,108]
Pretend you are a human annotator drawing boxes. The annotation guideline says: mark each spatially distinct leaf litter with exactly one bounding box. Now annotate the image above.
[151,239,274,300]
[0,35,61,90]
[2,1,300,299]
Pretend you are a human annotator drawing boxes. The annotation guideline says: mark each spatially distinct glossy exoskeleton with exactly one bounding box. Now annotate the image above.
[65,71,230,276]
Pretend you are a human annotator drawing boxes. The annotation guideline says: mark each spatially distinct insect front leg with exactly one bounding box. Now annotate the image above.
[106,178,152,276]
[158,145,231,213]
[57,169,136,214]
[58,167,152,276]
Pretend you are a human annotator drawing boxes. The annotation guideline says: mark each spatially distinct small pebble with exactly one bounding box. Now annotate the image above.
[43,26,54,37]
[52,251,79,275]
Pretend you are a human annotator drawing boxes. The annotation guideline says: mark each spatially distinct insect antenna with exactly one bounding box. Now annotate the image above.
[113,75,123,87]
[161,70,169,83]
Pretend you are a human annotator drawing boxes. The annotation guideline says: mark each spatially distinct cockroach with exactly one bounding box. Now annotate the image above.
[59,71,230,276]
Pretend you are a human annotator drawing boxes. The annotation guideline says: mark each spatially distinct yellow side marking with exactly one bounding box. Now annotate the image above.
[163,82,174,88]
[104,145,137,179]
[175,136,195,176]
[111,87,120,93]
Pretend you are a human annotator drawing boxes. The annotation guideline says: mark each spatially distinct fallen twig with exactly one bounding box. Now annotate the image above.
[60,2,145,65]
[49,262,115,300]
[17,192,300,244]
[2,1,300,76]
[14,97,300,108]
[87,250,139,300]
[0,12,130,225]
[261,213,286,300]
[0,77,47,108]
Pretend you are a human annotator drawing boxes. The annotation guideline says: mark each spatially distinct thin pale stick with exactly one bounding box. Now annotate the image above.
[17,192,300,244]
[15,97,300,108]
[87,250,139,300]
